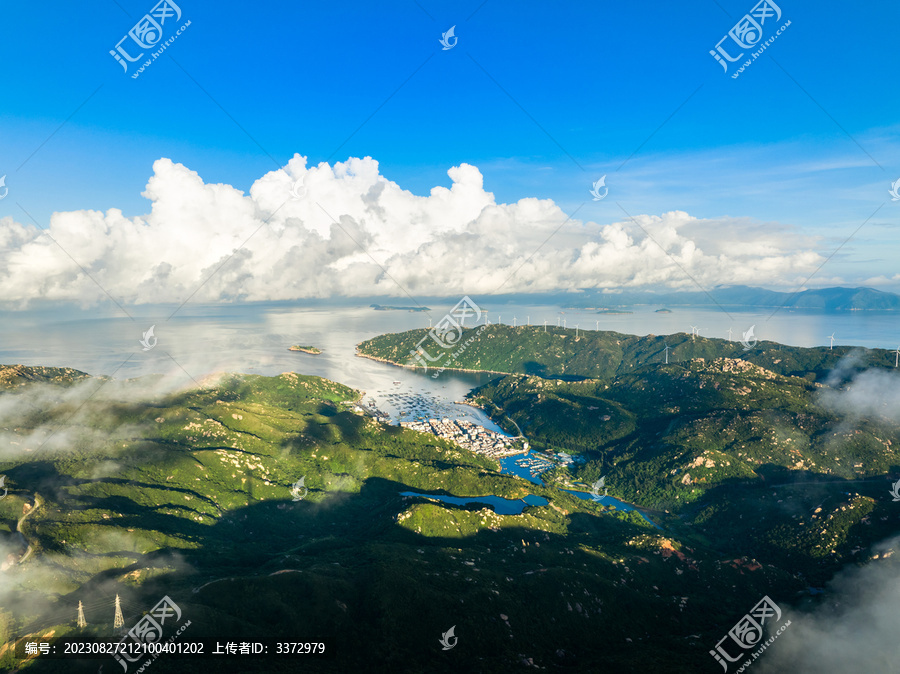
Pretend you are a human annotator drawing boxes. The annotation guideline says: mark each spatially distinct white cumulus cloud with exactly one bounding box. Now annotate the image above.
[0,156,825,306]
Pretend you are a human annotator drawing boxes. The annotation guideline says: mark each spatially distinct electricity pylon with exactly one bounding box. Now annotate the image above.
[113,594,124,630]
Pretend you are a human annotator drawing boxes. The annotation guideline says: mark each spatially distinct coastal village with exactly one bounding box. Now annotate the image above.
[349,390,581,479]
[399,418,523,458]
[399,417,584,483]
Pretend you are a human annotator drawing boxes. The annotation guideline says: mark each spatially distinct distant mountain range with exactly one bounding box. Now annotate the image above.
[564,286,900,312]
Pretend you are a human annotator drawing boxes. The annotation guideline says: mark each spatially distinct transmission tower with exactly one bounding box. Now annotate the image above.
[76,601,87,628]
[113,595,124,630]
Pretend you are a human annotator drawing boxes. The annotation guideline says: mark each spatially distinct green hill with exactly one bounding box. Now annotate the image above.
[466,360,900,576]
[357,324,894,382]
[0,364,93,389]
[0,366,809,673]
[359,326,900,591]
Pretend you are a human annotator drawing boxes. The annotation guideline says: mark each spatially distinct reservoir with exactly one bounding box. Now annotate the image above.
[562,489,663,529]
[399,491,549,516]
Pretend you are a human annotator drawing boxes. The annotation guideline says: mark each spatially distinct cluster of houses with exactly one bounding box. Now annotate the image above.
[400,418,522,458]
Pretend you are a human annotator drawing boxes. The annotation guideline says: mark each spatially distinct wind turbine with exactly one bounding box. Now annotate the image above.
[563,319,567,329]
[498,314,502,325]
[828,333,835,350]
[595,320,599,330]
[527,316,530,326]
[727,327,733,341]
[663,343,670,364]
[894,345,899,368]
[543,319,547,332]
[557,317,560,327]
[575,324,579,337]
[513,316,517,327]
[690,325,697,341]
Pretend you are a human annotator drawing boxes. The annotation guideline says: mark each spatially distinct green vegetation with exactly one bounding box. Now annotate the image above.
[288,345,322,354]
[465,361,900,581]
[4,319,900,672]
[359,326,900,597]
[358,324,897,382]
[0,366,803,673]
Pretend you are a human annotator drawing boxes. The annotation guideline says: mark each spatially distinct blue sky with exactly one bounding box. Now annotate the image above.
[1,0,898,301]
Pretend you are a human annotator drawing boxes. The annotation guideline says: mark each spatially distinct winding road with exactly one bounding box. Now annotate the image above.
[16,493,41,564]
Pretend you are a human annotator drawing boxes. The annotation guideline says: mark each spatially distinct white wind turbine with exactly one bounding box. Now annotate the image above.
[727,327,733,341]
[690,325,697,341]
[543,319,547,332]
[894,345,900,368]
[663,343,670,364]
[557,317,561,327]
[563,319,567,329]
[595,320,599,330]
[527,316,530,326]
[575,324,579,337]
[828,333,835,350]
[513,316,517,327]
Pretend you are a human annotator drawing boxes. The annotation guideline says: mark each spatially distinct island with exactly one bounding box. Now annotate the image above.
[288,345,321,354]
[566,305,633,314]
[369,303,430,312]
